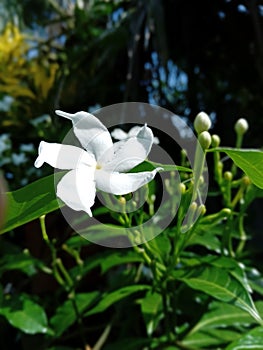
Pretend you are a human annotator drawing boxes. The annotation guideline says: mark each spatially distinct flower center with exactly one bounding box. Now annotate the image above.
[96,164,102,170]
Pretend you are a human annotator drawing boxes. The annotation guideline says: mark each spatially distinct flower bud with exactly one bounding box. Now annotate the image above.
[234,118,249,136]
[211,134,221,147]
[179,183,186,194]
[198,131,212,150]
[224,171,233,181]
[198,204,206,216]
[118,196,126,205]
[189,201,198,212]
[194,112,212,134]
[150,194,156,202]
[242,176,251,186]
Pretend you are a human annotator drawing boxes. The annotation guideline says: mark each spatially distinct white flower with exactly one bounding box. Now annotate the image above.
[34,110,161,216]
[111,126,160,144]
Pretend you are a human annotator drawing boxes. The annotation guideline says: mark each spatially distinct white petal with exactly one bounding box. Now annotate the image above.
[55,110,113,161]
[111,128,128,140]
[95,168,161,195]
[153,136,160,145]
[34,141,96,169]
[127,126,141,137]
[57,167,96,216]
[99,124,154,172]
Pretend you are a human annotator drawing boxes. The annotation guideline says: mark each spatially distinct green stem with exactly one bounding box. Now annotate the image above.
[39,215,49,242]
[192,143,206,202]
[56,258,74,289]
[235,214,247,256]
[222,217,235,257]
[231,185,244,208]
[213,152,223,185]
[161,287,173,342]
[93,322,112,350]
[69,292,87,349]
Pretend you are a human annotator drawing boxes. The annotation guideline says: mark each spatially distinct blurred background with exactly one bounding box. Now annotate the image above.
[0,2,263,349]
[0,0,262,190]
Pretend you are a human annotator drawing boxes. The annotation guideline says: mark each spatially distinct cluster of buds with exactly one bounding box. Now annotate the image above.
[194,112,212,150]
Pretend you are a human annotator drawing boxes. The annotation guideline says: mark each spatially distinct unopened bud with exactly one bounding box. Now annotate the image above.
[194,112,212,134]
[221,208,232,217]
[211,134,221,147]
[224,171,233,181]
[181,149,187,157]
[150,194,156,202]
[189,201,198,212]
[234,118,249,136]
[218,161,223,172]
[198,131,212,149]
[179,183,186,194]
[242,176,251,186]
[199,175,204,185]
[119,196,126,204]
[198,204,206,216]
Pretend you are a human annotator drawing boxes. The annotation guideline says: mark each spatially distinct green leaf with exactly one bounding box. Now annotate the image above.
[0,251,44,276]
[178,264,263,324]
[130,160,192,173]
[186,229,221,252]
[140,291,162,336]
[1,172,64,234]
[188,301,263,335]
[182,328,241,348]
[212,148,263,189]
[50,292,99,337]
[100,250,143,274]
[78,223,128,245]
[146,232,171,263]
[0,294,51,334]
[85,285,150,316]
[225,326,263,350]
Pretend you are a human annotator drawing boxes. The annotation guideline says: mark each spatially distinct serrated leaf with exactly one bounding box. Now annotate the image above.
[85,285,150,316]
[50,292,99,337]
[0,172,65,234]
[213,148,263,189]
[179,265,262,324]
[225,326,263,350]
[0,295,51,334]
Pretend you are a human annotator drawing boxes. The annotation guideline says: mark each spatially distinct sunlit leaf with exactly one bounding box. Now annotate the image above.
[0,172,64,234]
[0,294,52,334]
[187,301,263,335]
[178,264,262,324]
[131,160,192,173]
[211,148,263,189]
[182,328,241,348]
[225,326,263,350]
